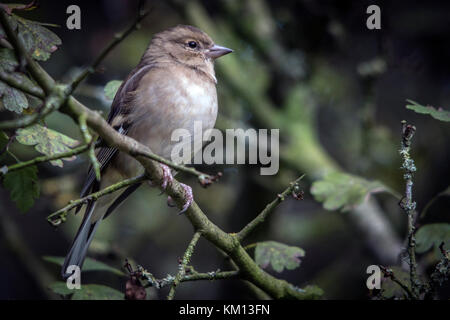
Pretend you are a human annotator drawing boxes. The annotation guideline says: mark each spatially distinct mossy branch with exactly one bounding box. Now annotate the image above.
[136,264,239,289]
[46,174,148,226]
[0,143,89,176]
[399,120,421,299]
[167,231,202,300]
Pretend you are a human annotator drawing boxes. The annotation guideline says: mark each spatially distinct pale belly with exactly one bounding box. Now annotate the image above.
[113,74,218,179]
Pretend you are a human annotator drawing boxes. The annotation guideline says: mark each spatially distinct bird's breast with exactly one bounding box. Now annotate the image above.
[126,67,218,165]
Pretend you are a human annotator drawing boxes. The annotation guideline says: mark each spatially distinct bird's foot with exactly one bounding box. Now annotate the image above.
[167,183,193,215]
[160,164,173,190]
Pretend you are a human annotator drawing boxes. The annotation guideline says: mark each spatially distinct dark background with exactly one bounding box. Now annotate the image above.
[0,0,449,299]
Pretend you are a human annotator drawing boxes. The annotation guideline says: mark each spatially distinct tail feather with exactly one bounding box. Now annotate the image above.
[62,201,100,279]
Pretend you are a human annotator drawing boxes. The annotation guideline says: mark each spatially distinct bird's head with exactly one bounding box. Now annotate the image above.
[145,25,232,81]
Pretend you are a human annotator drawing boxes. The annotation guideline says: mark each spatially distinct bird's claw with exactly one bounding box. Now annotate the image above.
[160,164,173,190]
[178,183,193,214]
[166,183,193,214]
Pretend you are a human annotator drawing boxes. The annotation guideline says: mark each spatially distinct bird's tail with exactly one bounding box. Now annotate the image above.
[62,201,100,279]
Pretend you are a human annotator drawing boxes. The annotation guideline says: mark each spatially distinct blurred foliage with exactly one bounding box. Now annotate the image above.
[406,100,450,122]
[311,172,398,212]
[254,241,305,273]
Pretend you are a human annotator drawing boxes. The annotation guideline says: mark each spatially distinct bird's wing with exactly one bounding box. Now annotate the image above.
[79,64,154,200]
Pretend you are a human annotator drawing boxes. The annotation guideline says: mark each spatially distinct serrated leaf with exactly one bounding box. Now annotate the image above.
[104,80,122,100]
[254,241,305,273]
[14,15,61,61]
[43,256,125,276]
[0,48,34,113]
[416,223,450,254]
[3,165,39,212]
[311,172,393,212]
[406,100,450,122]
[72,284,124,300]
[16,124,79,167]
[2,85,28,113]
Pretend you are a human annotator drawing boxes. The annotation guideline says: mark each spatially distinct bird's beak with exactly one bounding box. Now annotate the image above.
[206,44,233,59]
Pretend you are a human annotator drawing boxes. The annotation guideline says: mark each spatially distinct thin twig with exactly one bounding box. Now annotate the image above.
[399,120,421,299]
[46,174,147,226]
[136,264,238,289]
[167,231,202,300]
[237,174,305,241]
[0,144,89,176]
[67,7,150,94]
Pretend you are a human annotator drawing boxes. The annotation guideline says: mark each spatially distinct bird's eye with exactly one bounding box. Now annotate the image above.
[188,41,198,49]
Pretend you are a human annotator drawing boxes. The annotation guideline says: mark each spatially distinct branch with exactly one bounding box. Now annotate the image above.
[237,175,304,241]
[137,265,238,289]
[399,120,421,299]
[167,231,202,300]
[46,174,148,226]
[0,143,89,176]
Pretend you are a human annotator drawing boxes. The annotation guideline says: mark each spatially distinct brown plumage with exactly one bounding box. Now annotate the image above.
[62,25,232,278]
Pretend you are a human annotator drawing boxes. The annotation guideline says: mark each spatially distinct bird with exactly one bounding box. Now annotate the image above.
[62,25,232,278]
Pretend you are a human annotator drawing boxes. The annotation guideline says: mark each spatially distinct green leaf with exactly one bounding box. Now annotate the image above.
[1,85,28,113]
[0,48,19,72]
[49,281,74,296]
[254,241,305,273]
[416,223,450,254]
[43,256,125,276]
[16,124,79,167]
[14,15,61,61]
[406,100,450,122]
[72,284,124,300]
[3,166,39,212]
[0,48,34,113]
[311,172,394,212]
[49,282,124,300]
[104,80,122,100]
